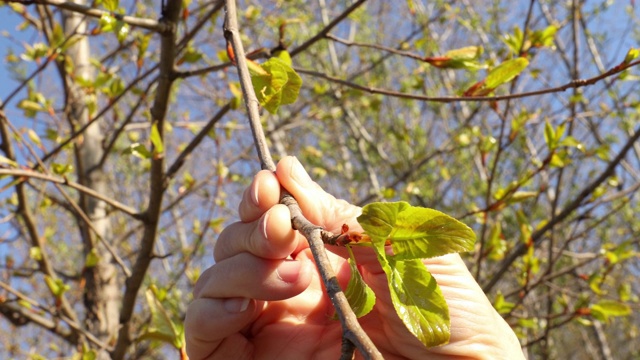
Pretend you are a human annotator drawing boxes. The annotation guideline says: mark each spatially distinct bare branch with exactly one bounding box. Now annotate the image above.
[295,58,640,103]
[289,0,368,57]
[112,0,182,357]
[0,168,141,218]
[224,1,382,359]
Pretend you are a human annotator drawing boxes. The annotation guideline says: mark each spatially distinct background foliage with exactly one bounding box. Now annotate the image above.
[0,0,638,359]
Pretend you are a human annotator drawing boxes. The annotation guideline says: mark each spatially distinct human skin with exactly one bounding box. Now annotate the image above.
[185,156,524,360]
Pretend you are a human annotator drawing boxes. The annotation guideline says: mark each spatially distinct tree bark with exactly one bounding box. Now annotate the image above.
[63,2,119,357]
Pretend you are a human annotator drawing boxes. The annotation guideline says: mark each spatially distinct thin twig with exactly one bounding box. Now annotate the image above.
[289,0,368,57]
[295,58,640,103]
[0,168,141,218]
[224,1,382,359]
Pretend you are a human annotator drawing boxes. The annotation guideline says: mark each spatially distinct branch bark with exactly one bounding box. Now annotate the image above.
[224,1,382,359]
[112,0,182,358]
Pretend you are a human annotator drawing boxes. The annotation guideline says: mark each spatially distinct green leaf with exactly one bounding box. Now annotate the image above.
[99,14,116,32]
[150,122,164,157]
[357,201,476,260]
[249,55,302,113]
[84,248,100,268]
[17,99,44,113]
[425,46,485,70]
[484,57,529,90]
[623,48,639,64]
[0,155,18,167]
[494,291,516,314]
[590,300,631,323]
[44,275,70,297]
[374,246,450,348]
[125,143,152,159]
[544,120,556,150]
[342,247,376,318]
[178,46,204,64]
[52,163,74,175]
[139,288,183,349]
[102,0,119,12]
[30,246,43,261]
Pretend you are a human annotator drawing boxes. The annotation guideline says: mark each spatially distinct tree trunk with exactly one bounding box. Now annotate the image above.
[63,2,120,357]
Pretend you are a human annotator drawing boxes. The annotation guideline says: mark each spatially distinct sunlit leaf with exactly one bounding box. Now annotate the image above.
[424,46,485,70]
[139,288,183,349]
[374,247,450,347]
[150,122,164,157]
[249,53,302,113]
[357,201,476,260]
[484,57,529,90]
[51,163,74,175]
[342,247,376,318]
[623,48,639,65]
[590,300,631,324]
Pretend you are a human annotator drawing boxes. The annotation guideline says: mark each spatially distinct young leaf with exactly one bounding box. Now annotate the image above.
[484,57,529,90]
[590,300,631,324]
[623,48,639,65]
[357,202,476,260]
[249,53,302,113]
[374,247,450,348]
[139,288,183,349]
[342,248,376,318]
[424,46,485,70]
[150,122,164,157]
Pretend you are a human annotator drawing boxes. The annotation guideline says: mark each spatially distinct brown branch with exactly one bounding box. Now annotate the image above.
[295,58,640,103]
[224,1,382,359]
[0,168,141,218]
[0,280,112,351]
[482,124,640,292]
[39,66,158,165]
[325,33,425,61]
[6,0,169,32]
[1,114,132,277]
[0,110,81,333]
[112,0,182,358]
[289,0,368,57]
[164,102,231,183]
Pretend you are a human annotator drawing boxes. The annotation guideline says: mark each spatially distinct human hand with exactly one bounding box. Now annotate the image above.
[185,156,524,359]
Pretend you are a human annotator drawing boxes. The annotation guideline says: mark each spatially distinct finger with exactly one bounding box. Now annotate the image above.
[214,204,298,262]
[185,297,258,360]
[194,253,312,300]
[238,170,281,223]
[275,156,361,232]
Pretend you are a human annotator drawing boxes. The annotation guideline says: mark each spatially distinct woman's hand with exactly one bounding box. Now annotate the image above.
[185,156,524,360]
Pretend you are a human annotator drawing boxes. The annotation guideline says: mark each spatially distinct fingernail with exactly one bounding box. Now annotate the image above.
[224,297,250,313]
[276,260,302,283]
[250,180,260,206]
[291,157,312,187]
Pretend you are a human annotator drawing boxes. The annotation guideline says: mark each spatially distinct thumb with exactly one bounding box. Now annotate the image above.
[275,156,360,231]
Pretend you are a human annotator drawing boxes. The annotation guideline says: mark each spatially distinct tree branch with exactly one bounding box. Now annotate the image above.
[6,0,169,33]
[289,0,368,57]
[112,0,182,358]
[224,1,382,359]
[295,58,640,103]
[0,169,141,218]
